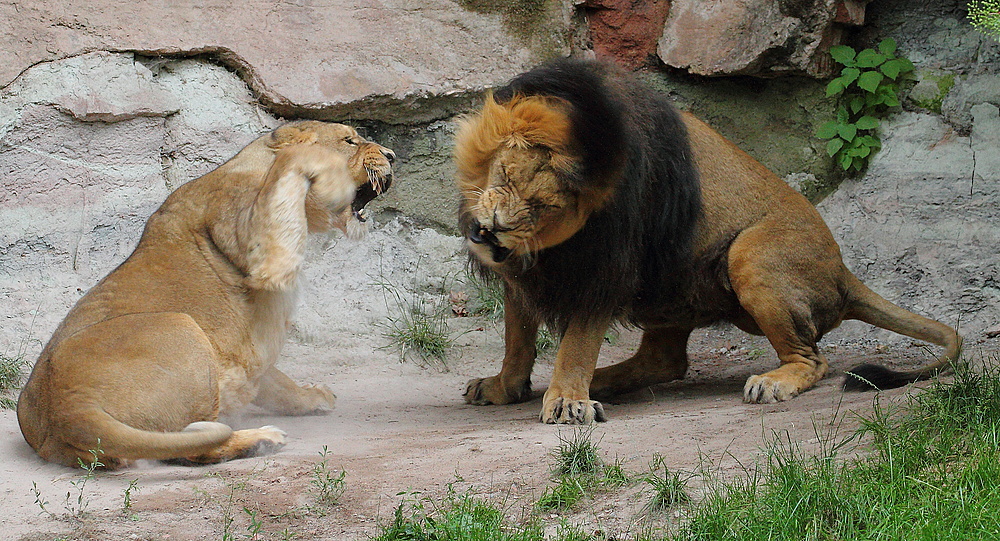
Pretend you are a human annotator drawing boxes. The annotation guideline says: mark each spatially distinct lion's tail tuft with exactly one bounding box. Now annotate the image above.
[843,273,962,391]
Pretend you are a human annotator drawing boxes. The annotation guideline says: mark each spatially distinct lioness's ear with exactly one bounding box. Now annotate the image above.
[268,122,319,150]
[245,146,352,290]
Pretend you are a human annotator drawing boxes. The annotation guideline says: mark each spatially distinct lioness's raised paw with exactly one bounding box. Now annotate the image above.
[464,376,531,406]
[540,397,607,424]
[743,374,799,403]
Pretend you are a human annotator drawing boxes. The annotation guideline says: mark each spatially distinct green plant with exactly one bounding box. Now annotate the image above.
[643,455,691,511]
[308,445,347,513]
[535,326,557,354]
[32,442,105,520]
[551,427,603,477]
[122,478,140,517]
[536,475,588,511]
[816,38,914,173]
[467,271,506,320]
[378,275,455,371]
[969,0,1000,41]
[375,490,543,541]
[0,352,27,409]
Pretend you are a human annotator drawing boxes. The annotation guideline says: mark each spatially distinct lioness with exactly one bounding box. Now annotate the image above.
[456,58,961,424]
[17,121,394,467]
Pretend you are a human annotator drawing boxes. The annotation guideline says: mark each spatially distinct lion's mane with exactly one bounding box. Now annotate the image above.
[463,59,702,333]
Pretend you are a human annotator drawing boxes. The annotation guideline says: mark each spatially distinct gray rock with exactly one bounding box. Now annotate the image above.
[0,0,571,123]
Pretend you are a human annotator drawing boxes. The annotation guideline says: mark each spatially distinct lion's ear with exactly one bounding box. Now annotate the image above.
[268,122,319,150]
[244,146,353,290]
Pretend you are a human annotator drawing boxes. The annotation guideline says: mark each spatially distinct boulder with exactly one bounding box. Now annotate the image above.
[0,0,571,123]
[658,0,871,77]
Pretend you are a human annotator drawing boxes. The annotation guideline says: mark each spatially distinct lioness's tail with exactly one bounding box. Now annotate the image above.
[64,408,234,464]
[843,274,962,391]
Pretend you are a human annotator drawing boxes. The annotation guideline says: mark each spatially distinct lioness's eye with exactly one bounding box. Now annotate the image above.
[344,137,358,146]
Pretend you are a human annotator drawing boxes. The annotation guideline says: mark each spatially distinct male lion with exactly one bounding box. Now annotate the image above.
[17,121,395,467]
[456,58,961,424]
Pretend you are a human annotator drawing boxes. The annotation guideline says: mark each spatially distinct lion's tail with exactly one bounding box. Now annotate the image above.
[843,273,962,391]
[68,408,233,462]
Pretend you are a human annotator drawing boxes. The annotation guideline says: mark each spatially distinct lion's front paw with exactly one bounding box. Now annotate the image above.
[300,384,337,414]
[743,374,799,403]
[464,376,531,405]
[540,396,607,424]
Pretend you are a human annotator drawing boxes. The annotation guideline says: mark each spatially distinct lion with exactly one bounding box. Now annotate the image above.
[455,58,962,424]
[17,121,395,468]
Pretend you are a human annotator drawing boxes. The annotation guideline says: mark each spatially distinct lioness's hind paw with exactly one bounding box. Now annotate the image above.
[250,425,288,457]
[743,375,798,404]
[540,397,607,424]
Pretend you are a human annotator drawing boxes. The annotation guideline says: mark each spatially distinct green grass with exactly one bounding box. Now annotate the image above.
[0,352,26,409]
[378,275,455,371]
[551,428,603,477]
[308,445,347,514]
[466,271,505,320]
[374,491,544,541]
[677,357,1000,540]
[643,455,691,511]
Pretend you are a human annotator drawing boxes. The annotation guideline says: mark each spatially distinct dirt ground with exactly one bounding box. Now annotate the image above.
[3,311,946,540]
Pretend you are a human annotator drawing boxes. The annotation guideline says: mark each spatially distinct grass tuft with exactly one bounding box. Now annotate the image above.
[552,427,603,477]
[374,490,542,541]
[644,455,691,511]
[378,274,454,371]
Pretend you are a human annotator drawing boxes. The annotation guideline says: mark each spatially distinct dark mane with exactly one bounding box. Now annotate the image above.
[473,58,702,333]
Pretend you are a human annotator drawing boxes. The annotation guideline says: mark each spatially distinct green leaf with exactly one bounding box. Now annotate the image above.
[830,45,857,66]
[816,121,839,139]
[856,49,888,68]
[850,97,865,114]
[840,153,854,170]
[855,116,880,130]
[826,78,847,97]
[841,67,861,85]
[896,57,915,74]
[883,93,900,107]
[827,138,845,157]
[878,38,897,55]
[837,107,850,124]
[857,145,872,158]
[858,71,885,93]
[837,123,858,141]
[881,59,903,80]
[861,134,882,149]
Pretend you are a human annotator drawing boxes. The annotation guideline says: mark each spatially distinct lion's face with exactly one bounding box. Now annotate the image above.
[462,145,587,265]
[455,95,611,267]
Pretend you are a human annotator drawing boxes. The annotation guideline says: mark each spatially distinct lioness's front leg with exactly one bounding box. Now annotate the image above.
[253,366,336,415]
[540,315,611,424]
[464,286,539,405]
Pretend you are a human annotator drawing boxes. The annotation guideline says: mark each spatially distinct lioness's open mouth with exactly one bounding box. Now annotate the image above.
[351,168,392,222]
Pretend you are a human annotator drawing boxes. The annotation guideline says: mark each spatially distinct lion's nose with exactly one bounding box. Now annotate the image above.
[382,149,396,164]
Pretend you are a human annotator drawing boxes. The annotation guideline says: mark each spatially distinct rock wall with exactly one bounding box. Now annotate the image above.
[1,0,998,368]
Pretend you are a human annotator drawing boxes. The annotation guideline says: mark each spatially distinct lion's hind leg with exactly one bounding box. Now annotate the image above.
[728,228,842,403]
[590,327,691,400]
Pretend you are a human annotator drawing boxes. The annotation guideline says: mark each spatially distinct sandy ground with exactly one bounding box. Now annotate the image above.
[3,319,946,540]
[1,221,976,540]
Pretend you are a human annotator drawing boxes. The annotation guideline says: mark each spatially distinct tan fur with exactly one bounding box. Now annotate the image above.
[17,121,394,468]
[460,100,961,424]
